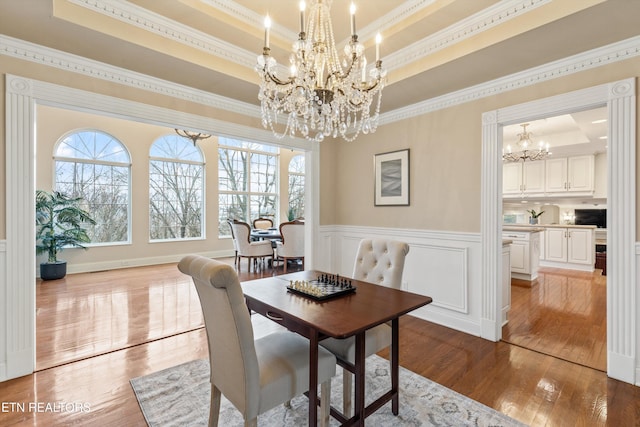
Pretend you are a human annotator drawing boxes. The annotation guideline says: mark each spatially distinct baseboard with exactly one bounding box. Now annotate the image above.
[539,260,594,272]
[42,249,235,276]
[608,351,636,384]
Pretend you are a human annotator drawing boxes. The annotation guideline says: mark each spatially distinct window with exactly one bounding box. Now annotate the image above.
[149,134,204,240]
[218,137,278,236]
[288,154,305,220]
[54,129,131,244]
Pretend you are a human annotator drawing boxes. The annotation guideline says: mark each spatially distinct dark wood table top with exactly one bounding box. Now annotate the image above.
[241,270,432,339]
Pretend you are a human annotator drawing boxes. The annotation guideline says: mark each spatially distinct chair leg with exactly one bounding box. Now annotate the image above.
[209,385,221,427]
[244,418,257,427]
[320,380,331,427]
[342,368,352,418]
[301,257,304,270]
[283,257,288,273]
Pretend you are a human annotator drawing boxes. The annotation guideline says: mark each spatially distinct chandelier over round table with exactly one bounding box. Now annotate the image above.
[256,0,386,142]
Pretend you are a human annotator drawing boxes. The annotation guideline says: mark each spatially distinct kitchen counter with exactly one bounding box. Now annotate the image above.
[503,224,597,230]
[503,226,545,233]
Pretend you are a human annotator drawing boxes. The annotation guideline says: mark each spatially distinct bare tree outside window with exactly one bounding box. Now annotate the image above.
[288,155,305,220]
[149,135,204,240]
[218,138,278,236]
[54,130,130,244]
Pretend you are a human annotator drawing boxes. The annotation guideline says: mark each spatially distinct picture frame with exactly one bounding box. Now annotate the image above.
[374,149,410,206]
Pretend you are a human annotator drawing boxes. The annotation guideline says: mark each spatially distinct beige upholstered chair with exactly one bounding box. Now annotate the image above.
[252,217,273,230]
[275,220,305,273]
[319,238,410,417]
[178,255,336,427]
[230,220,273,272]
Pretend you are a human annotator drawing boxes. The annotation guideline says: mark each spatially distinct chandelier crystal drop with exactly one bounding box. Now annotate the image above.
[502,123,551,162]
[256,0,386,142]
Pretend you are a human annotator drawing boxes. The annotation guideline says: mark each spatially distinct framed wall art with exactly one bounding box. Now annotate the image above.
[374,149,410,206]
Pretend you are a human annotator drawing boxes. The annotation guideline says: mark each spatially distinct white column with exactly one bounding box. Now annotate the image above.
[4,75,36,380]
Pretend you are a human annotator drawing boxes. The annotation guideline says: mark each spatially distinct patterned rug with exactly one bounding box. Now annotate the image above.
[131,354,526,426]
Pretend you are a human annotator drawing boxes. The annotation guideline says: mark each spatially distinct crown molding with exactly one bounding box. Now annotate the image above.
[379,35,640,125]
[2,32,639,130]
[0,34,261,119]
[383,0,550,72]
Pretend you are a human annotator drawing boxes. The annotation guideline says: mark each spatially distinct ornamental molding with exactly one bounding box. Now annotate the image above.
[383,0,550,72]
[379,35,640,125]
[1,31,640,127]
[0,35,261,119]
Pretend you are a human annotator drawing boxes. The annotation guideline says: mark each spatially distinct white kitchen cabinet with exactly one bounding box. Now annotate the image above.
[543,226,594,269]
[502,230,540,280]
[545,228,567,262]
[503,161,545,195]
[545,155,594,194]
[567,228,593,264]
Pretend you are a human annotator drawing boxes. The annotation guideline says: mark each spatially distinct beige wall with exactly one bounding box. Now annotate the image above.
[31,104,301,267]
[322,56,640,236]
[2,53,640,241]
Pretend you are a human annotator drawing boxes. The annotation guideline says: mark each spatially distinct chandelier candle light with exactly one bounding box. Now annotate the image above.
[256,0,386,142]
[502,123,551,162]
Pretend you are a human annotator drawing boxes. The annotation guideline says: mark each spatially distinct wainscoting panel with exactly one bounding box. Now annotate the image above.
[407,244,468,313]
[318,226,483,336]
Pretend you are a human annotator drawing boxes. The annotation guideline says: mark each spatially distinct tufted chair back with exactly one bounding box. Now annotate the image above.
[352,239,410,288]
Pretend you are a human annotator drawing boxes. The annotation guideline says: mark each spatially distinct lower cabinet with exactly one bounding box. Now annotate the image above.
[543,227,594,270]
[502,230,540,281]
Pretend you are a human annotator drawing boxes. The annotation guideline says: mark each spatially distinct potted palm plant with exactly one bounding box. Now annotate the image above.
[36,190,96,280]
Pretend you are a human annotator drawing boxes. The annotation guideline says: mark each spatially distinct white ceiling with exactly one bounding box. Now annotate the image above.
[503,107,608,158]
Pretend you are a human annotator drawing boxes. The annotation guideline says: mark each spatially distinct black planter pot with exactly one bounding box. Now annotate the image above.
[40,261,67,281]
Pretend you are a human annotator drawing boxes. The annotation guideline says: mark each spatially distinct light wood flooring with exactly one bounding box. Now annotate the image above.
[503,267,607,372]
[1,260,638,426]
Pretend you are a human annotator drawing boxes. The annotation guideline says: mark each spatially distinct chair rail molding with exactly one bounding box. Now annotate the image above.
[481,78,636,384]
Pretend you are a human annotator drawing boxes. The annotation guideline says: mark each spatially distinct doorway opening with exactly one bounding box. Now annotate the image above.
[500,108,608,371]
[480,78,636,383]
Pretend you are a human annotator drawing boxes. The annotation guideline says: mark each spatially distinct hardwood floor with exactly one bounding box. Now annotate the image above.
[1,260,638,426]
[502,267,607,371]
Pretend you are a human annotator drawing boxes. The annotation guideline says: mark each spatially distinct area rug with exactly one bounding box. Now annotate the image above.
[131,355,526,426]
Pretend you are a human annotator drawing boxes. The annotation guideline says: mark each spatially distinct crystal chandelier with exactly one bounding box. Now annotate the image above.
[502,123,551,162]
[256,0,386,142]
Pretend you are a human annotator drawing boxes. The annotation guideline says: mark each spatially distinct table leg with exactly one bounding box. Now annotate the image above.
[353,331,366,426]
[309,329,318,427]
[391,317,399,415]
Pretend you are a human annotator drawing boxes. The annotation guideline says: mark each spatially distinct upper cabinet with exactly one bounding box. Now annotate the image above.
[503,154,595,197]
[503,161,545,195]
[545,155,594,194]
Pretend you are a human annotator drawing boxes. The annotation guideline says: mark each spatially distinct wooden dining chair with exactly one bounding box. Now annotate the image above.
[252,217,273,230]
[319,238,410,417]
[275,219,305,273]
[178,255,336,427]
[230,220,273,272]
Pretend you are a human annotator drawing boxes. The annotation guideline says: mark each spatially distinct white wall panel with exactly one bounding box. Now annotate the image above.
[318,225,482,336]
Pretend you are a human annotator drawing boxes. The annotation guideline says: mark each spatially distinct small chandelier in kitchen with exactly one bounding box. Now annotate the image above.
[502,123,551,162]
[256,0,386,142]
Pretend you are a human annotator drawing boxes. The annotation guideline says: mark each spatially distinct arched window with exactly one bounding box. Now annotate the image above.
[149,134,205,240]
[54,129,131,244]
[288,154,305,220]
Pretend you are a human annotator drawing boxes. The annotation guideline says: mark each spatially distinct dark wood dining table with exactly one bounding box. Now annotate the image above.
[241,270,432,426]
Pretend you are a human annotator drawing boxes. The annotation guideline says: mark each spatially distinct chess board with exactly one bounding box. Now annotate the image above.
[286,275,356,301]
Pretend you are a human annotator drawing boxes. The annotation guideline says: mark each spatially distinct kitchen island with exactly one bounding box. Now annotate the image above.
[503,224,597,272]
[502,226,543,281]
